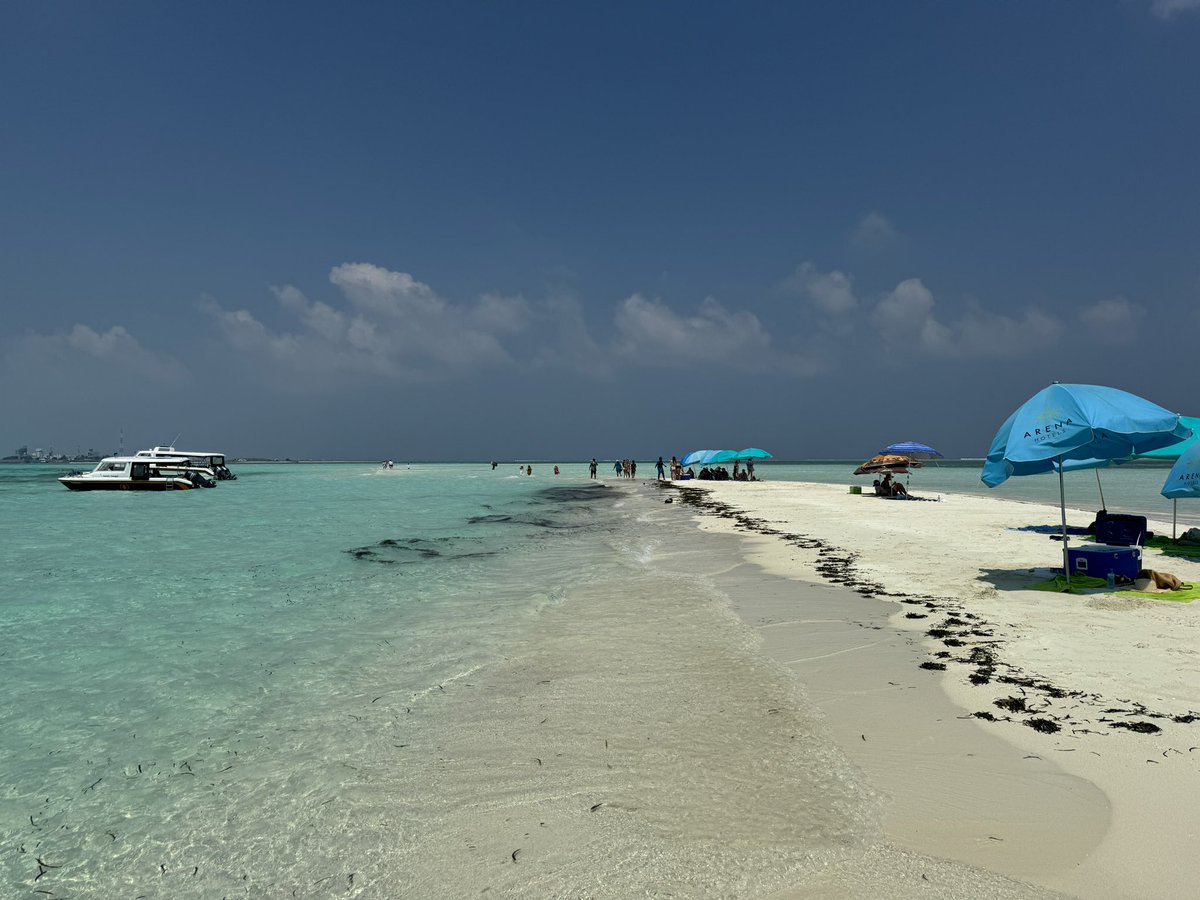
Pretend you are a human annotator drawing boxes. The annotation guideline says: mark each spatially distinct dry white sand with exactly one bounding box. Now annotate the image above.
[675,480,1200,900]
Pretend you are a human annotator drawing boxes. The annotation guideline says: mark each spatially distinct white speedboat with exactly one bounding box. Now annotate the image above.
[59,456,204,491]
[136,446,237,480]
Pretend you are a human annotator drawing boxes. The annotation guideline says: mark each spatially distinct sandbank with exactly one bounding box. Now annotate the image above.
[672,479,1200,900]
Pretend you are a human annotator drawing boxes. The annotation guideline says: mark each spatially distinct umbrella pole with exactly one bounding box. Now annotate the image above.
[1059,459,1071,587]
[1095,469,1106,510]
[1174,499,1178,541]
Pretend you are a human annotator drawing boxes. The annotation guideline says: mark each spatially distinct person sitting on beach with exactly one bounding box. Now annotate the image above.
[873,478,885,496]
[880,474,894,495]
[890,480,908,498]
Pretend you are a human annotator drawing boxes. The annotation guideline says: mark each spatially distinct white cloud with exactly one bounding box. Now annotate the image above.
[203,263,532,381]
[780,262,858,315]
[273,285,346,342]
[1149,0,1200,19]
[850,211,899,251]
[201,300,301,358]
[614,294,772,368]
[871,278,1061,358]
[1078,296,1144,344]
[9,324,185,381]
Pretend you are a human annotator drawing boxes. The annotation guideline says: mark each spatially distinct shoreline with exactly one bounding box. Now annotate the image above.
[664,479,1200,900]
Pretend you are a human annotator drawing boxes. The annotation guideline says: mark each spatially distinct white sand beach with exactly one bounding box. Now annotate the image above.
[674,480,1200,900]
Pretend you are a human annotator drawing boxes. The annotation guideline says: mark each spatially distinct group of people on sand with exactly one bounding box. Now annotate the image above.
[872,472,908,498]
[693,459,757,482]
[494,456,755,483]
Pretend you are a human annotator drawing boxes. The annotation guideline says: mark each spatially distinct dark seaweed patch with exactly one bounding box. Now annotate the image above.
[1109,721,1161,734]
[1025,718,1061,734]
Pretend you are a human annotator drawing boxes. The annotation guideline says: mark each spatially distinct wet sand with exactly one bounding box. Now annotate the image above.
[671,479,1200,899]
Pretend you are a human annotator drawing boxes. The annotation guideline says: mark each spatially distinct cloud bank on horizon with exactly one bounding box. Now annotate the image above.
[7,243,1159,386]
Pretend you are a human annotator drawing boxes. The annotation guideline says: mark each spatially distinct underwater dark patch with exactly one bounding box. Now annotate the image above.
[529,485,615,505]
[346,533,497,565]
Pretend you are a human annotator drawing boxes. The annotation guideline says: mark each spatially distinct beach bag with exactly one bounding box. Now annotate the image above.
[1151,570,1185,591]
[1180,527,1200,546]
[1138,569,1186,591]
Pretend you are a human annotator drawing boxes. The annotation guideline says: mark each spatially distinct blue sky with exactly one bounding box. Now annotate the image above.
[3,1,1199,460]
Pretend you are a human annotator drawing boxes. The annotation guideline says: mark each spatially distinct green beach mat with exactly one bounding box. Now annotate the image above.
[1030,574,1107,594]
[1074,534,1200,558]
[1116,585,1200,602]
[1028,573,1198,602]
[1143,536,1200,558]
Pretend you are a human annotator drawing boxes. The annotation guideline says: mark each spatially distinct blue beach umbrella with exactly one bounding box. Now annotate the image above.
[736,448,773,460]
[1160,441,1200,539]
[1162,443,1200,500]
[681,449,722,467]
[1133,414,1199,538]
[881,441,942,460]
[981,383,1191,584]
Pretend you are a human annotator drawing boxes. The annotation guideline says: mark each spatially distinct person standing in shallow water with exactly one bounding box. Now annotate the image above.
[630,459,637,479]
[589,458,598,479]
[656,456,665,480]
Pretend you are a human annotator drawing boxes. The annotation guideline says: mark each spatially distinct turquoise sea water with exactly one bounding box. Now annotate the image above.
[0,459,1162,897]
[3,462,880,898]
[1,464,657,896]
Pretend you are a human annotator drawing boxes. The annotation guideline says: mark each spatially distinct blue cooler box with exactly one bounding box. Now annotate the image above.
[1066,544,1142,580]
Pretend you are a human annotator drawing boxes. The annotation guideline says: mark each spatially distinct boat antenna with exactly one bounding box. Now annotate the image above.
[119,427,124,456]
[171,432,182,448]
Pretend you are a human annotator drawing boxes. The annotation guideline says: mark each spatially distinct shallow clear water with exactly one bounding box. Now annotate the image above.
[0,461,1079,898]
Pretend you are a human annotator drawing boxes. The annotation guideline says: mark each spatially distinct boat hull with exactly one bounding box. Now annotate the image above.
[59,478,194,491]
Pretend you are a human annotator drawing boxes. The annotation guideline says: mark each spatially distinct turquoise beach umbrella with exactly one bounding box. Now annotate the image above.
[1137,415,1200,460]
[981,383,1191,584]
[737,448,773,460]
